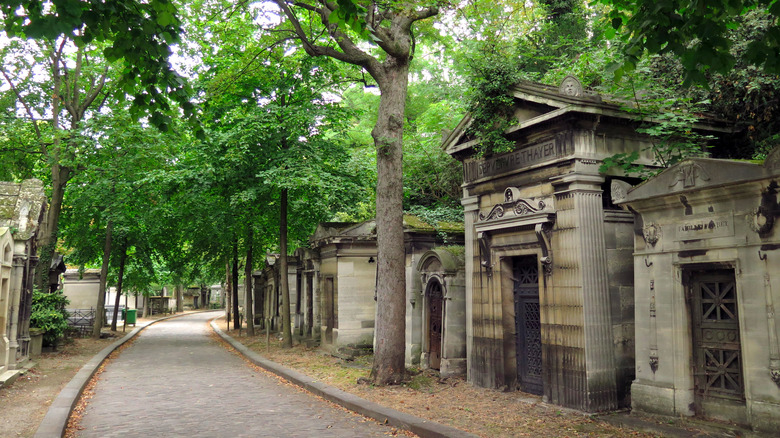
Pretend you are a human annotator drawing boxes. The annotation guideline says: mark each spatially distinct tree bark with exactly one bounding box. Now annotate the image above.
[280,188,292,347]
[176,284,183,313]
[369,58,409,385]
[271,1,436,383]
[245,229,255,336]
[35,163,71,292]
[232,240,240,329]
[92,220,113,339]
[110,242,127,331]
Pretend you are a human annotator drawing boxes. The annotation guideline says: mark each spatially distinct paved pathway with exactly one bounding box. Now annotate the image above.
[76,312,394,437]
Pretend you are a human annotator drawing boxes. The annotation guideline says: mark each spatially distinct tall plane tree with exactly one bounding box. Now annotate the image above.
[270,0,439,386]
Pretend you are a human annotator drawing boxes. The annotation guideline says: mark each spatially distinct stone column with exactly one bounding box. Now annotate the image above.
[462,194,479,383]
[551,173,618,411]
[8,252,25,370]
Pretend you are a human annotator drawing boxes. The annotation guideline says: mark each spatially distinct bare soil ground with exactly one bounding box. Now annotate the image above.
[0,314,171,438]
[217,319,658,438]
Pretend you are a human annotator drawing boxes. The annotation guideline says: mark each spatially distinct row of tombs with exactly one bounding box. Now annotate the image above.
[250,77,780,433]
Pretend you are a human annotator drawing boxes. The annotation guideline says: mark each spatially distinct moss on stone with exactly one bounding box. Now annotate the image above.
[439,245,465,258]
[403,214,435,231]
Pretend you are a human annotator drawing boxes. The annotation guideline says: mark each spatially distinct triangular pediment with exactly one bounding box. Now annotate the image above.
[310,219,376,246]
[443,77,617,157]
[622,157,779,203]
[443,77,733,160]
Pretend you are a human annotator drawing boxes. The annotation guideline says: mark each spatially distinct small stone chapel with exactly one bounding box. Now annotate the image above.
[0,179,46,385]
[615,149,780,432]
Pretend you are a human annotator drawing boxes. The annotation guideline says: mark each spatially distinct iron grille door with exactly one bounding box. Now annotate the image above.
[691,269,744,407]
[514,256,543,395]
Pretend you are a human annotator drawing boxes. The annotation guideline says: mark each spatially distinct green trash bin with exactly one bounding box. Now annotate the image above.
[125,309,137,326]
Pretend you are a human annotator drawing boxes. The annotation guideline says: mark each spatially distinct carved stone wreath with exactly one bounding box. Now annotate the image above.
[748,205,775,235]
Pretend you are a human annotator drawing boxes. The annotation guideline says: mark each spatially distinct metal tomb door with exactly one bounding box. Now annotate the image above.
[513,256,543,395]
[427,280,443,370]
[690,269,745,414]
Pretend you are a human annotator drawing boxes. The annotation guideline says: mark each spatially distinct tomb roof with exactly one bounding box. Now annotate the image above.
[443,76,733,158]
[616,149,780,204]
[0,179,46,241]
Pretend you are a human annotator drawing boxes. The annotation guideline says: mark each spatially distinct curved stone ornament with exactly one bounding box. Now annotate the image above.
[669,163,711,188]
[748,206,775,235]
[477,187,554,223]
[535,223,553,275]
[514,199,545,216]
[611,180,633,204]
[478,204,505,222]
[642,223,661,247]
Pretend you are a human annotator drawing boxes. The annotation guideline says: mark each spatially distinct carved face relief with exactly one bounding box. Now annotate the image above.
[643,223,661,247]
[559,76,583,97]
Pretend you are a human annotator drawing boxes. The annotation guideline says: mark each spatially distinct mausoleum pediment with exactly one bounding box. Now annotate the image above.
[0,179,46,241]
[622,156,780,203]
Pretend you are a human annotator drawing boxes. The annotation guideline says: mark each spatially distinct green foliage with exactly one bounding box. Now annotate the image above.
[602,0,780,86]
[464,57,521,155]
[1,0,197,133]
[405,204,464,225]
[30,289,70,347]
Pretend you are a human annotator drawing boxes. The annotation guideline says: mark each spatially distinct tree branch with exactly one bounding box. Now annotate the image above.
[274,0,379,74]
[79,65,110,115]
[0,67,43,142]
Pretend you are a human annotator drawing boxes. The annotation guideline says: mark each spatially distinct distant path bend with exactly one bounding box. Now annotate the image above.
[74,311,392,438]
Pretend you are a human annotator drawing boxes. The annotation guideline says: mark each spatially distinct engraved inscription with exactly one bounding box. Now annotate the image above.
[676,215,734,241]
[464,140,563,182]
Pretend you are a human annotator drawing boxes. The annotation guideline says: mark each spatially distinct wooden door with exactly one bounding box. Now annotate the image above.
[514,256,543,395]
[427,280,443,370]
[691,269,744,413]
[324,277,335,343]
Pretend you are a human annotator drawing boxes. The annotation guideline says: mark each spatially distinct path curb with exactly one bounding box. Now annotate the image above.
[33,310,217,438]
[211,319,478,438]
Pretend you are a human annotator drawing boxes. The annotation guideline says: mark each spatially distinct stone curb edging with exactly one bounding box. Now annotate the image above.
[33,310,218,438]
[210,319,478,438]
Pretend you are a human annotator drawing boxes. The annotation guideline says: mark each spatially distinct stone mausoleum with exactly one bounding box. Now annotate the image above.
[442,77,731,411]
[616,149,780,432]
[0,179,46,386]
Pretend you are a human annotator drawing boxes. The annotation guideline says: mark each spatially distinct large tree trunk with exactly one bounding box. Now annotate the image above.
[176,284,183,313]
[93,220,113,339]
[110,243,127,331]
[280,189,292,347]
[232,240,240,330]
[245,229,255,336]
[369,59,409,385]
[35,164,71,293]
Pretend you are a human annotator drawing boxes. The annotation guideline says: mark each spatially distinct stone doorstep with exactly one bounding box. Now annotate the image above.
[0,361,36,388]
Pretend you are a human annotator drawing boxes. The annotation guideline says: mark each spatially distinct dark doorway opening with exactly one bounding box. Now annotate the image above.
[426,279,443,370]
[513,255,543,395]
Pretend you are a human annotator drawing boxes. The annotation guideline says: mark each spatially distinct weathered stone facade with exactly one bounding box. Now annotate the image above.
[412,248,467,377]
[309,220,378,353]
[0,179,46,386]
[444,77,680,411]
[252,253,300,333]
[617,151,780,432]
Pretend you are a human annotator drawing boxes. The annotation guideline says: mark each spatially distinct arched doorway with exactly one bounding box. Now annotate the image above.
[426,279,444,370]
